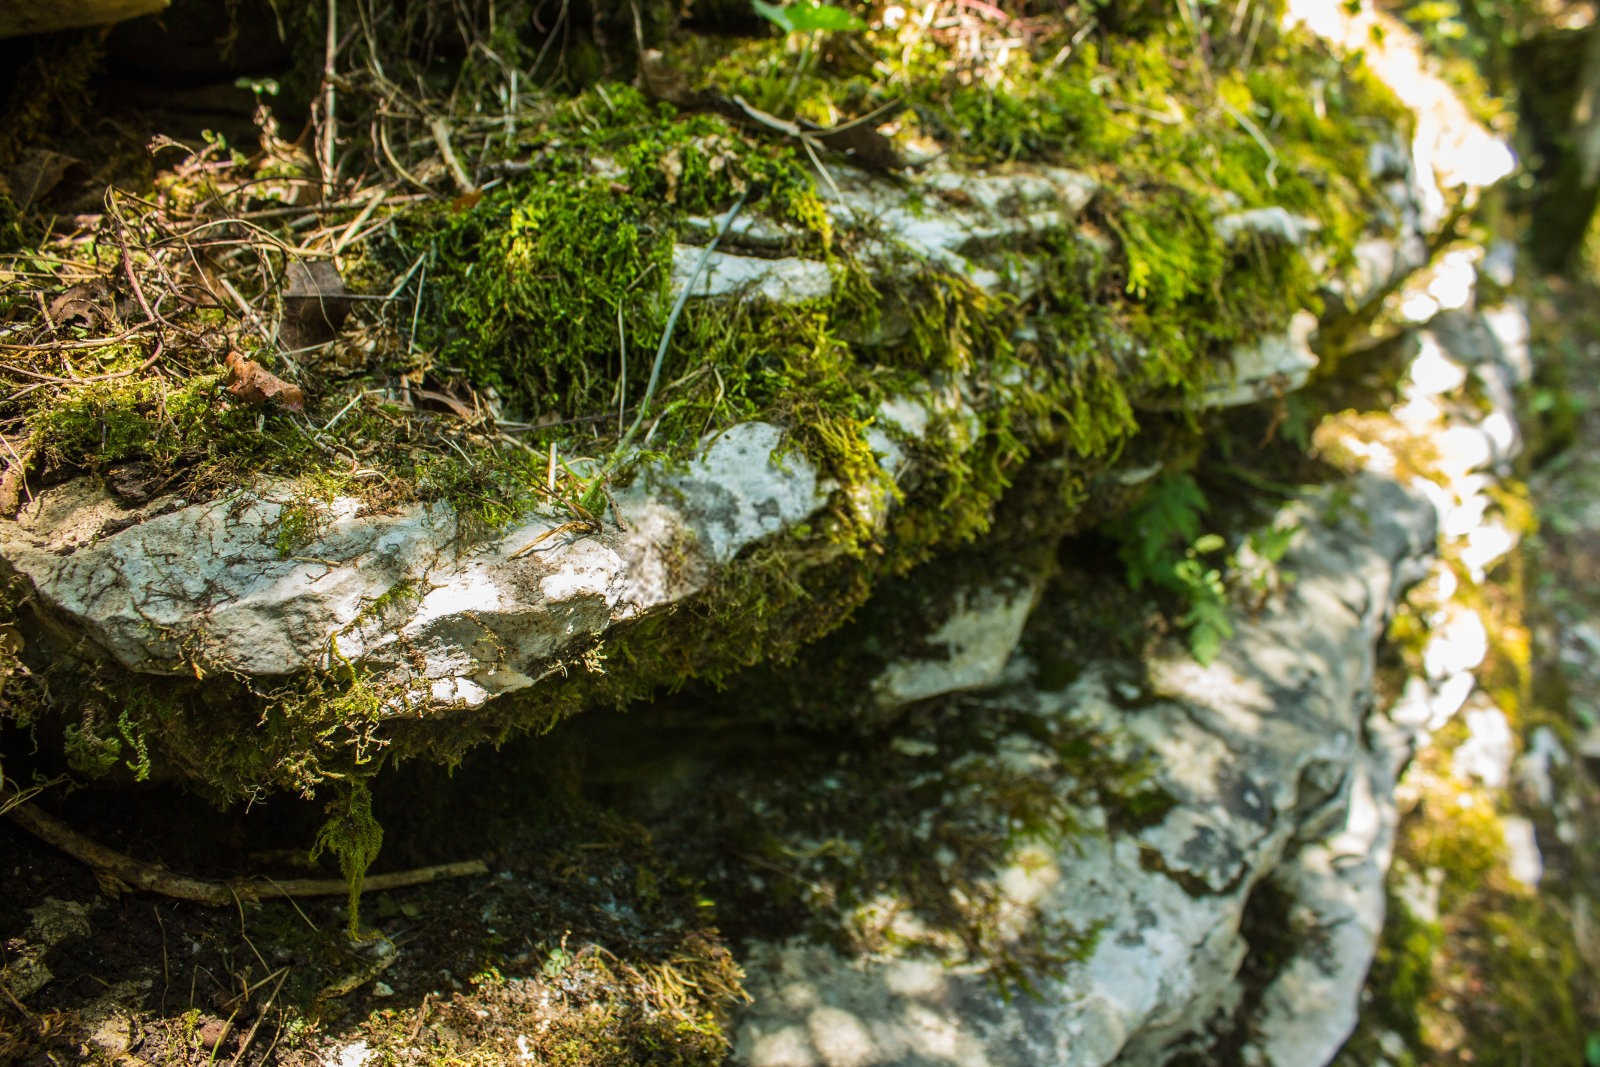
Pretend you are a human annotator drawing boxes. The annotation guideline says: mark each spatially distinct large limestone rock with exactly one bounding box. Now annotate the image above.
[731,474,1436,1067]
[3,421,826,709]
[0,161,1353,716]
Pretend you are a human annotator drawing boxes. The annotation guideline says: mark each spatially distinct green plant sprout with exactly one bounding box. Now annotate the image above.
[1103,473,1235,665]
[751,0,867,109]
[751,0,867,34]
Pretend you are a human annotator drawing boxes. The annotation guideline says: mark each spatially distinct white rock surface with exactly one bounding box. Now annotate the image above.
[1242,747,1396,1067]
[1199,311,1320,408]
[733,475,1436,1067]
[871,578,1042,708]
[1453,694,1515,790]
[1500,815,1544,888]
[830,164,1099,283]
[1214,207,1321,247]
[1,422,831,709]
[672,246,836,303]
[1421,607,1488,680]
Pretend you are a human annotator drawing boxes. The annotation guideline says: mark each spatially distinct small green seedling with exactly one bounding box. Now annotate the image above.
[751,0,867,34]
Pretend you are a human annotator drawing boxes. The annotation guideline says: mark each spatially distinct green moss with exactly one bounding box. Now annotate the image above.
[1361,885,1446,1056]
[420,178,672,418]
[272,506,318,558]
[684,11,1403,275]
[1401,790,1505,913]
[62,715,122,778]
[403,86,829,432]
[1457,899,1586,1065]
[1364,859,1591,1067]
[310,778,385,940]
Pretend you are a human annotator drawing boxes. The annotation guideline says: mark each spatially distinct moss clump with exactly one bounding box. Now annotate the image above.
[405,86,830,426]
[682,9,1403,264]
[310,779,385,939]
[420,178,671,417]
[33,364,292,479]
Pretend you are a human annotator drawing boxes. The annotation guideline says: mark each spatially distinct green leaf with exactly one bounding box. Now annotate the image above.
[752,0,867,33]
[1187,617,1226,665]
[1248,522,1298,564]
[1105,473,1209,591]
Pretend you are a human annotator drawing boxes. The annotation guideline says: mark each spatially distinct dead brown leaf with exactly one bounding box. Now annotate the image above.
[412,388,477,421]
[47,279,115,331]
[4,149,79,209]
[224,351,305,412]
[280,260,352,350]
[808,120,905,172]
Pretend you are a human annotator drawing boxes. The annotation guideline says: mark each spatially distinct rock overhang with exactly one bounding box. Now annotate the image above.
[0,152,1384,725]
[0,11,1464,807]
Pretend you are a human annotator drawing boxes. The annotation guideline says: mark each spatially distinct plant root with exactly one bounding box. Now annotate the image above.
[6,801,487,906]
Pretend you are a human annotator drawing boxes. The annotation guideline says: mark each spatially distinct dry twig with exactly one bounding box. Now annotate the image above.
[6,802,488,906]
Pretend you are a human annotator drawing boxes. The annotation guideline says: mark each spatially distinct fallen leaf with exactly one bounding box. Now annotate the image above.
[48,279,115,330]
[412,388,477,421]
[803,99,907,173]
[224,351,305,411]
[5,149,79,209]
[281,259,352,350]
[809,120,904,172]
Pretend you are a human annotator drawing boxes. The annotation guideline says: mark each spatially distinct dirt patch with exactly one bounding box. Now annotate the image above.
[0,757,746,1066]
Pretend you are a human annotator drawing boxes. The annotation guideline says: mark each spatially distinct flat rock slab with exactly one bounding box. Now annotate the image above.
[2,422,827,709]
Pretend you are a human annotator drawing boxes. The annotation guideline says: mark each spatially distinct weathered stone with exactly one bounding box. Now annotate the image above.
[0,143,1333,718]
[1453,693,1515,790]
[1499,815,1544,888]
[1241,745,1395,1067]
[732,474,1436,1067]
[1,421,830,709]
[671,246,835,303]
[870,577,1042,709]
[0,897,94,1000]
[1214,207,1321,247]
[1195,311,1320,409]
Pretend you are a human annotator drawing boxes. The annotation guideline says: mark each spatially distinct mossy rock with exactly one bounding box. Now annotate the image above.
[1,3,1421,862]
